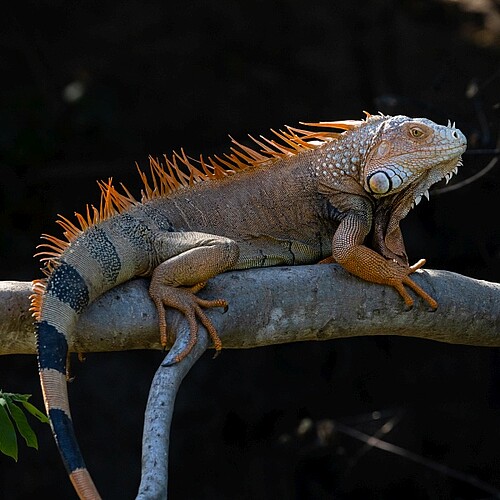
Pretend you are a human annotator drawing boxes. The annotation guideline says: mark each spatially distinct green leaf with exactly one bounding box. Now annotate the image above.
[20,401,49,424]
[5,393,49,424]
[6,401,38,450]
[0,402,18,461]
[8,393,31,402]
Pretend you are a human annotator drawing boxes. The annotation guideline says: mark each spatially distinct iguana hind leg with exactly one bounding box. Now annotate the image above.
[150,232,239,362]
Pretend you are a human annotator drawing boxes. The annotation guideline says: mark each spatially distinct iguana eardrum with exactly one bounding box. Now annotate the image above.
[31,112,466,499]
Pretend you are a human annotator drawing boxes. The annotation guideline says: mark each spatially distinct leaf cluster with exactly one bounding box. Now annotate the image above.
[0,391,48,461]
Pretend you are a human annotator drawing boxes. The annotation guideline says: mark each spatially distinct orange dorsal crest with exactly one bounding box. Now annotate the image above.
[31,115,373,318]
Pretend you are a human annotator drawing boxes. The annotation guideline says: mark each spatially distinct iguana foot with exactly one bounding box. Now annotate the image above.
[149,281,228,363]
[337,244,438,310]
[383,258,438,310]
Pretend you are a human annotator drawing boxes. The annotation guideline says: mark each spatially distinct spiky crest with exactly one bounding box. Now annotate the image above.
[30,117,374,319]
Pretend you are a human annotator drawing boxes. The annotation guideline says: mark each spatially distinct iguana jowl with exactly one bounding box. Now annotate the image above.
[31,112,466,499]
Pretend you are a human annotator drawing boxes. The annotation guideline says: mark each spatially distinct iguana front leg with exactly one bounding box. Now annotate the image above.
[149,232,239,362]
[332,213,438,309]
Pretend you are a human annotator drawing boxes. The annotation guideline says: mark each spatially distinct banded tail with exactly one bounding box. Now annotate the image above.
[35,268,103,499]
[32,207,156,499]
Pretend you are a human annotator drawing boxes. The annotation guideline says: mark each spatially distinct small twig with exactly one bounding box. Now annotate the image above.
[434,125,500,195]
[464,149,500,155]
[433,152,498,194]
[434,72,500,196]
[344,409,405,471]
[334,420,500,498]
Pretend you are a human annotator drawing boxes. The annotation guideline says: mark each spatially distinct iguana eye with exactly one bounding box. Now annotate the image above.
[409,127,424,138]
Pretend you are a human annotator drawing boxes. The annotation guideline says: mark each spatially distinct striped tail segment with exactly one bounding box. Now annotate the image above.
[31,187,162,498]
[34,263,102,500]
[30,178,141,498]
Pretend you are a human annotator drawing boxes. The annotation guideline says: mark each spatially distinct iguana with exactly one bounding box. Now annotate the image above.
[31,112,466,499]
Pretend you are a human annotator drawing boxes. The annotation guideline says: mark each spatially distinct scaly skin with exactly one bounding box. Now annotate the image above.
[32,113,466,499]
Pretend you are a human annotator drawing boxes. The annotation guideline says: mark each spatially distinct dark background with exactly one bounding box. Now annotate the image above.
[1,1,500,498]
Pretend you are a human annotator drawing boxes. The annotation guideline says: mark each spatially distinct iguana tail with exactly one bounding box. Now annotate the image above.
[34,266,105,500]
[31,193,155,500]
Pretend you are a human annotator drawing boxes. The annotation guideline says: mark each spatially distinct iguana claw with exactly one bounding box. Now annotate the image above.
[149,281,227,363]
[390,259,438,310]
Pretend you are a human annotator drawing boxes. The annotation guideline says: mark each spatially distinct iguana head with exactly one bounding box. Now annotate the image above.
[360,114,467,264]
[363,115,467,202]
[313,113,467,265]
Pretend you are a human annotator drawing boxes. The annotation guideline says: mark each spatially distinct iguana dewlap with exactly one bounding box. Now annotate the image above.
[31,112,466,499]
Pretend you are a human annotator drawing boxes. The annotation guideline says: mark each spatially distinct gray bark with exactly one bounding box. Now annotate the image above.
[2,266,500,355]
[136,327,209,500]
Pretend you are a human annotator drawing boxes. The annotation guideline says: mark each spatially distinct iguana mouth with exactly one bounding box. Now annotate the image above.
[411,158,462,209]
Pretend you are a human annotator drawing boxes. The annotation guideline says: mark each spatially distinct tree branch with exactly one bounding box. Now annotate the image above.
[2,266,500,356]
[136,328,209,499]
